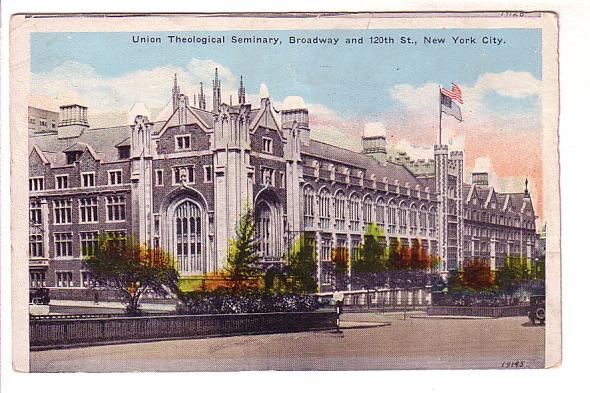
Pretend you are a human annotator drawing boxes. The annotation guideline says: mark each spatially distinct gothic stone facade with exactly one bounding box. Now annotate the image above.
[28,75,537,292]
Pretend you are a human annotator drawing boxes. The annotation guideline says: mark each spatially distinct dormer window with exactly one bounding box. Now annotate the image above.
[175,135,191,151]
[66,151,82,164]
[118,146,130,160]
[262,137,273,154]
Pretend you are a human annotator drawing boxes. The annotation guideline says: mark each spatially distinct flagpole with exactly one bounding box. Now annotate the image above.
[438,86,442,145]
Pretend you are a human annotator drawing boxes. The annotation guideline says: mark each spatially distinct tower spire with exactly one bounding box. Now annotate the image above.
[198,82,206,110]
[213,68,221,112]
[172,73,180,111]
[238,75,246,104]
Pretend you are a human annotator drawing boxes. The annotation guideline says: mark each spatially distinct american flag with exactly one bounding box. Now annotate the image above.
[441,83,463,104]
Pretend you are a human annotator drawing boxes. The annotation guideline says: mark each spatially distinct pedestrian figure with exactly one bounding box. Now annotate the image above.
[94,291,99,305]
[333,291,345,333]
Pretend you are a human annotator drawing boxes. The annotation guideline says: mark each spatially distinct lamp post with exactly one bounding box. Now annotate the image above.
[403,279,412,321]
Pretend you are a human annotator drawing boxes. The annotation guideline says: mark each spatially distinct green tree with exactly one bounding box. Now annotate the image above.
[226,207,261,291]
[288,235,318,293]
[84,235,179,315]
[496,255,535,301]
[352,223,387,298]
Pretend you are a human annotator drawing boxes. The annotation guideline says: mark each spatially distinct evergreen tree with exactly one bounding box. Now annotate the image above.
[226,207,261,290]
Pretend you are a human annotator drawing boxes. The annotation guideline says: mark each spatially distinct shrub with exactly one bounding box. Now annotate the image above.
[176,289,320,315]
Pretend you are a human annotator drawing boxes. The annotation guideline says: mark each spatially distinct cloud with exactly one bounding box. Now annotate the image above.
[364,122,386,138]
[385,71,543,221]
[30,59,241,121]
[391,140,432,161]
[469,70,541,99]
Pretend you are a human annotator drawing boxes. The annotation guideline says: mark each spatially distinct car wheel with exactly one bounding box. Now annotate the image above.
[32,298,40,305]
[536,307,545,322]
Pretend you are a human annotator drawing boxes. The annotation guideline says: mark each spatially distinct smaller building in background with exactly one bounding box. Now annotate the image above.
[28,107,60,136]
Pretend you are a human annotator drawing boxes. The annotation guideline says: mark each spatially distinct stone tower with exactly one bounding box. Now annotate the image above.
[282,108,308,235]
[434,144,464,272]
[130,114,155,247]
[212,102,255,271]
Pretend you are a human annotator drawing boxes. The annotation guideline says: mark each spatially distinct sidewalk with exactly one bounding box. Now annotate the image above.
[409,314,495,320]
[339,320,390,329]
[50,299,176,312]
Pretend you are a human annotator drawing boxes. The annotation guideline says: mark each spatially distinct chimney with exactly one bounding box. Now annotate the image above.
[362,123,387,163]
[57,104,89,139]
[471,172,489,186]
[281,108,310,145]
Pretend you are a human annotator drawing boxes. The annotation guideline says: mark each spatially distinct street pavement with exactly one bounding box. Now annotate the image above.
[30,313,545,372]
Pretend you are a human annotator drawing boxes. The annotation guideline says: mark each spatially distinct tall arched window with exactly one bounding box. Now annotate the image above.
[387,200,396,235]
[173,200,203,274]
[399,202,408,234]
[409,203,418,235]
[376,197,386,231]
[335,190,346,231]
[349,193,360,231]
[318,188,331,229]
[303,185,315,229]
[362,196,373,227]
[419,206,427,236]
[428,207,436,237]
[256,202,272,257]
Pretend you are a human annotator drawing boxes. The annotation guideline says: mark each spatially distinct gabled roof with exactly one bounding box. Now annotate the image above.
[29,122,164,166]
[30,145,50,165]
[249,98,280,132]
[301,139,426,190]
[498,192,533,214]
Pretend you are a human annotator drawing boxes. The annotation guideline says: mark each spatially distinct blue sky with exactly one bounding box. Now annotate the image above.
[29,28,545,218]
[31,29,541,119]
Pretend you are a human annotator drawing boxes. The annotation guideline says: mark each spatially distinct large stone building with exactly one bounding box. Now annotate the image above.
[28,73,537,293]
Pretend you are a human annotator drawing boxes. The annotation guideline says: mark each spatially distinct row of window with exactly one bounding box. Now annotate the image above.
[30,271,98,288]
[465,225,535,242]
[162,165,214,186]
[30,196,126,225]
[29,170,124,191]
[30,164,219,193]
[174,135,275,154]
[30,230,126,259]
[260,167,285,188]
[465,209,535,229]
[303,187,437,235]
[29,117,57,128]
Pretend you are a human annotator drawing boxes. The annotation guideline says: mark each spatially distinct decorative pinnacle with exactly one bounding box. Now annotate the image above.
[238,75,246,104]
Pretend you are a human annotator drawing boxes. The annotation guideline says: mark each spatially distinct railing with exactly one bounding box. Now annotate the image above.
[316,287,432,312]
[30,311,337,350]
[427,305,529,318]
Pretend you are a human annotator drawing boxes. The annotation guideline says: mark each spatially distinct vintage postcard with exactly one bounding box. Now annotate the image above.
[10,12,560,372]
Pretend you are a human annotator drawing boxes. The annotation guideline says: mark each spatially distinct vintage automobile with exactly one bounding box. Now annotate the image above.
[29,287,50,305]
[528,294,545,325]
